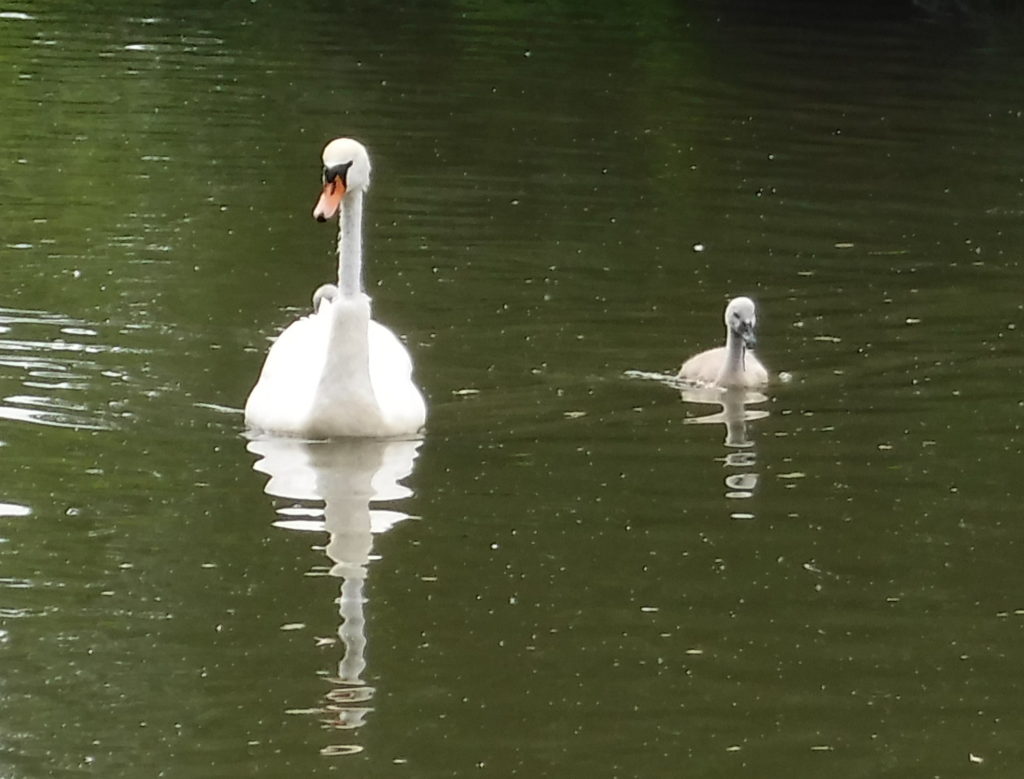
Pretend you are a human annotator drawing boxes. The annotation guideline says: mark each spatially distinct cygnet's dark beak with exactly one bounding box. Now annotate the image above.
[739,321,757,349]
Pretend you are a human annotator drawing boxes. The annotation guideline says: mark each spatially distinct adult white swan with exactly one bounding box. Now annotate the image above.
[244,138,427,439]
[677,296,769,388]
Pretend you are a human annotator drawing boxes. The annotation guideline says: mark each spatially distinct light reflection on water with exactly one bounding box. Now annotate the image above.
[247,436,422,759]
[0,308,135,431]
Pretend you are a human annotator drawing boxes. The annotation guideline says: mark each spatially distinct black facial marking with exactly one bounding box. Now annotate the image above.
[323,161,354,186]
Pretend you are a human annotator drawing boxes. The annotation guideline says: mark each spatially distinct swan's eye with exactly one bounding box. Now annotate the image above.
[323,161,353,185]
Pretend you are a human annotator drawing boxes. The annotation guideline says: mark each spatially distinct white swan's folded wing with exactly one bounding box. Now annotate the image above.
[368,320,426,434]
[244,309,331,434]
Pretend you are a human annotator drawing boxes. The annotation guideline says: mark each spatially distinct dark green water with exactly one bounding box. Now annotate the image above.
[2,1,1024,776]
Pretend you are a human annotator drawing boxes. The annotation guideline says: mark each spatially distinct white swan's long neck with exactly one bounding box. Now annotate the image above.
[337,190,364,298]
[720,328,746,381]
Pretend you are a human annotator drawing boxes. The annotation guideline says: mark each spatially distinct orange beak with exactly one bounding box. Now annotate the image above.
[313,179,345,222]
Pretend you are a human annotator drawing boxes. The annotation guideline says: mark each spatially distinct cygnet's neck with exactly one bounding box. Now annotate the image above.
[718,328,746,383]
[337,190,364,298]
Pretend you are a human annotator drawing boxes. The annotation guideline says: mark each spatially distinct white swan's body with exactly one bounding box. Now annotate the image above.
[678,296,769,388]
[245,138,426,439]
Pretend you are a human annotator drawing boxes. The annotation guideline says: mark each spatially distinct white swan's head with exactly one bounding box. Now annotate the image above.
[313,137,372,222]
[725,296,758,349]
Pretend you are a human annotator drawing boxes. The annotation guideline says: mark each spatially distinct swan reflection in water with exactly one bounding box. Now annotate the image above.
[247,436,421,754]
[680,386,769,518]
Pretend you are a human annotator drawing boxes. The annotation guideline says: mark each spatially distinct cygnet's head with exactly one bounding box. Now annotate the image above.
[312,283,338,313]
[312,137,372,222]
[725,296,758,349]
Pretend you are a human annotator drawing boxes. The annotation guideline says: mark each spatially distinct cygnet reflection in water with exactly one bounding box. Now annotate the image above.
[680,385,769,518]
[247,436,421,748]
